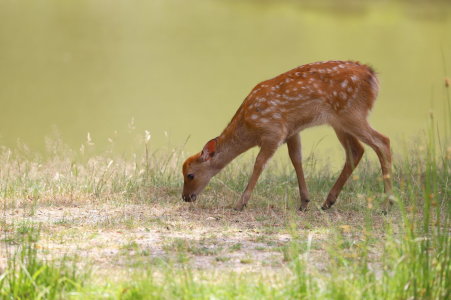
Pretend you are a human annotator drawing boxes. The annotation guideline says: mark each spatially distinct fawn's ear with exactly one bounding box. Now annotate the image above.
[199,138,218,162]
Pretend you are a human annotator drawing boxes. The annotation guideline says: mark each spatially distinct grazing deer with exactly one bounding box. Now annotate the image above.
[182,61,393,211]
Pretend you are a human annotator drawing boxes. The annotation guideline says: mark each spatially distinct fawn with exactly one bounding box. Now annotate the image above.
[182,61,393,211]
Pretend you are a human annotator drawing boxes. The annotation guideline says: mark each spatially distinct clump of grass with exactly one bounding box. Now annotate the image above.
[229,243,242,251]
[1,221,39,245]
[163,238,222,257]
[215,256,231,263]
[0,224,87,299]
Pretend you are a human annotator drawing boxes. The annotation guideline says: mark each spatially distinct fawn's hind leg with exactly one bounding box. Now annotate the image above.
[346,121,393,212]
[322,128,365,210]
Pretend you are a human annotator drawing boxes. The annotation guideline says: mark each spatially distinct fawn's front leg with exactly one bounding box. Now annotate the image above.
[286,134,310,211]
[234,143,278,211]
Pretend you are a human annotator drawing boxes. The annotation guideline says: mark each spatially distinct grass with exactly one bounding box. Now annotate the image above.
[0,94,449,298]
[0,225,85,299]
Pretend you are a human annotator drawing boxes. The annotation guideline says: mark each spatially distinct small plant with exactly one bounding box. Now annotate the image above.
[121,241,140,252]
[229,243,243,251]
[240,257,253,264]
[215,256,231,263]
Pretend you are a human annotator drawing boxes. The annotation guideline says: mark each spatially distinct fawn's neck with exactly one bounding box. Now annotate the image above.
[210,112,255,171]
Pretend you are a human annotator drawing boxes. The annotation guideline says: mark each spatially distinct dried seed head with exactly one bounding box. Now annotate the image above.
[144,130,151,143]
[87,132,94,146]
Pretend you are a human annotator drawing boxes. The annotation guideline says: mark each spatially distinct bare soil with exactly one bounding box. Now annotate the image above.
[0,200,387,281]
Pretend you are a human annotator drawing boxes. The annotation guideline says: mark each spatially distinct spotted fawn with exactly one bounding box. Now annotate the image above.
[182,61,393,212]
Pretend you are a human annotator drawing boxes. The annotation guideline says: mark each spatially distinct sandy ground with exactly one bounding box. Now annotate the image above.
[0,200,384,281]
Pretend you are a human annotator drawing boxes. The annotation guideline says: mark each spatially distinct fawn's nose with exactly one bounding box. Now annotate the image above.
[182,194,197,202]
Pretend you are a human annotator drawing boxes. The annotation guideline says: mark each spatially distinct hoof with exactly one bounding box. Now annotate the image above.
[381,204,392,215]
[381,196,395,215]
[321,202,333,210]
[299,199,310,212]
[234,203,246,211]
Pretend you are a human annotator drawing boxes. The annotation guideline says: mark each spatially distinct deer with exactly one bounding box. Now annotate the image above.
[182,60,393,212]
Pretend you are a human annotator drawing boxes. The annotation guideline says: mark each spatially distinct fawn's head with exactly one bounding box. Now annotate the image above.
[182,138,218,202]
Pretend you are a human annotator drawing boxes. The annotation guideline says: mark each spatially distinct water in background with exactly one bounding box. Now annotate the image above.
[0,0,450,165]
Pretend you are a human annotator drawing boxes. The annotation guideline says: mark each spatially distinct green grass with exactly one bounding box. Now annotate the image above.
[0,92,449,299]
[0,225,85,299]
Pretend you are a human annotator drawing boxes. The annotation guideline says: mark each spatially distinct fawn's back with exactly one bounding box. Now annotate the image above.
[239,61,379,139]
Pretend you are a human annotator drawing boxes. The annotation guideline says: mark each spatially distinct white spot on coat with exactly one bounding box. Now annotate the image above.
[262,107,273,114]
[341,80,348,88]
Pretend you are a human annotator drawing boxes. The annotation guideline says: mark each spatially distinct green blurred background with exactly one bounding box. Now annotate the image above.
[0,0,450,161]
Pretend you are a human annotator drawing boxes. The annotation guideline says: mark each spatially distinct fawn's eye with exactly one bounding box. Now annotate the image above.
[187,174,194,180]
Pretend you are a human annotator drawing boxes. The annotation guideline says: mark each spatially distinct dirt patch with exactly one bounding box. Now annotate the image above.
[0,201,388,280]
